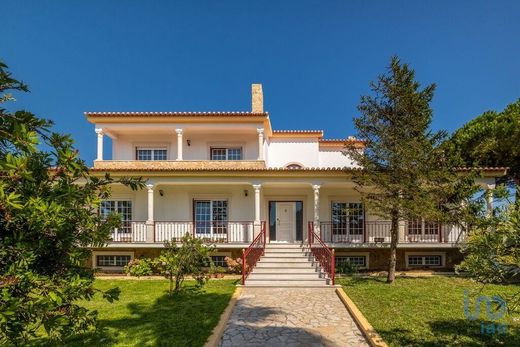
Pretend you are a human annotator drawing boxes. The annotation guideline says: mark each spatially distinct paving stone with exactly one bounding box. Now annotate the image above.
[219,288,369,346]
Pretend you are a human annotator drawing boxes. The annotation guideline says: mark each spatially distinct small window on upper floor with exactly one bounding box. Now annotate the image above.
[210,147,242,160]
[285,163,303,169]
[136,147,167,161]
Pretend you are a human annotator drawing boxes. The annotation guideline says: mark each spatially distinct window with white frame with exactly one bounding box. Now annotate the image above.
[194,200,228,235]
[407,255,442,266]
[211,256,228,267]
[100,200,132,233]
[136,147,167,160]
[335,255,367,268]
[331,202,364,235]
[210,147,242,160]
[96,255,131,267]
[407,219,439,235]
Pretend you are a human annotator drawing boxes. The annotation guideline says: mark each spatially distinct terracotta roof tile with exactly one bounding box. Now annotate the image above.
[85,111,268,117]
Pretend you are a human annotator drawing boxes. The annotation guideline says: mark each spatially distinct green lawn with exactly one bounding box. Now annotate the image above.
[339,276,520,346]
[31,279,236,347]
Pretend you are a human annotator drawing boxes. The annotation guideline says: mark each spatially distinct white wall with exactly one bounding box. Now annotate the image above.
[113,134,176,160]
[183,133,258,161]
[267,138,320,168]
[318,149,355,168]
[111,133,259,161]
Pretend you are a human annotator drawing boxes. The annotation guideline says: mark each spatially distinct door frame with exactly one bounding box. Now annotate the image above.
[268,200,304,243]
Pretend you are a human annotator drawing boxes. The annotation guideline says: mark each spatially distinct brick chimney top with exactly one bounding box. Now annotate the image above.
[252,84,263,113]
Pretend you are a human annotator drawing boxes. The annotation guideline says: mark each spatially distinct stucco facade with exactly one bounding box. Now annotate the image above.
[86,84,505,273]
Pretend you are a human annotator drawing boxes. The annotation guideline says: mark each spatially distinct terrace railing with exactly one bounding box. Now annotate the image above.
[242,221,266,285]
[154,221,254,243]
[110,221,147,242]
[319,221,468,245]
[308,222,335,285]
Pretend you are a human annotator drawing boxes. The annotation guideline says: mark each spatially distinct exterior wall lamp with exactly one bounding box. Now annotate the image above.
[186,139,191,146]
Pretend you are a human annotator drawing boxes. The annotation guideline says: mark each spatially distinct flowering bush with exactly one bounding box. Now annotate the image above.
[225,256,246,274]
[124,258,154,278]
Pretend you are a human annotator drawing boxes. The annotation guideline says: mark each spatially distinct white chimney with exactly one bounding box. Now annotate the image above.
[252,84,263,113]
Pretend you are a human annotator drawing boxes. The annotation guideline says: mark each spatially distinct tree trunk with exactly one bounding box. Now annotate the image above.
[387,211,399,284]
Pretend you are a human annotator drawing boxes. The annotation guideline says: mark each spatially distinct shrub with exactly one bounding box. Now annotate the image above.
[155,234,215,295]
[336,261,358,275]
[124,258,154,278]
[225,256,244,274]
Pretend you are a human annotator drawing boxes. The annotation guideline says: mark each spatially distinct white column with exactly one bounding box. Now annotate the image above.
[146,184,154,223]
[486,184,495,217]
[257,128,264,160]
[176,128,183,160]
[253,184,262,223]
[313,184,321,233]
[95,128,104,161]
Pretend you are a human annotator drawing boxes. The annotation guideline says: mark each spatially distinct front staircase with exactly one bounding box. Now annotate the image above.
[244,243,331,287]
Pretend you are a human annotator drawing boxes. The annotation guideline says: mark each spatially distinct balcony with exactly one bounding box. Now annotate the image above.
[109,221,260,244]
[93,160,266,171]
[317,221,467,245]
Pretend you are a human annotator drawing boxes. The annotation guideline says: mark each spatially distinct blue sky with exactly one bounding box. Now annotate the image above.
[3,1,519,162]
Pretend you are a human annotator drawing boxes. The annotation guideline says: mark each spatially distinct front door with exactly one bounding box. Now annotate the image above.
[276,202,295,242]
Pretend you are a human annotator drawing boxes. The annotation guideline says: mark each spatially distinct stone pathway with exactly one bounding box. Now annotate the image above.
[220,288,369,347]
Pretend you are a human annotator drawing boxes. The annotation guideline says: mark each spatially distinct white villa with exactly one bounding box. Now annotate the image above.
[87,84,505,285]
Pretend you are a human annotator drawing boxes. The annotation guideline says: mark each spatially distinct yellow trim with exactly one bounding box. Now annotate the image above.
[336,288,388,347]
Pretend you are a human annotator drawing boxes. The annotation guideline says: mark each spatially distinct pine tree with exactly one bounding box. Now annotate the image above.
[345,56,470,283]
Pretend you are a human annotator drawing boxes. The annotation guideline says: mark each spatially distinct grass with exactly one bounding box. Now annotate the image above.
[31,279,237,347]
[338,275,520,346]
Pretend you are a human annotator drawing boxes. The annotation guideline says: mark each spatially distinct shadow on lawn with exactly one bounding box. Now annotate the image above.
[67,286,233,347]
[379,318,519,347]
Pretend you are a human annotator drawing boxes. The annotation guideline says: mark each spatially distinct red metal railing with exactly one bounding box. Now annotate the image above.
[241,221,267,285]
[308,222,335,285]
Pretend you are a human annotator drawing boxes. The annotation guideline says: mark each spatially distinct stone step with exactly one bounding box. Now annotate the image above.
[264,248,305,253]
[244,280,330,287]
[257,257,311,263]
[264,244,303,249]
[248,274,323,280]
[256,262,316,268]
[261,253,309,258]
[252,267,320,274]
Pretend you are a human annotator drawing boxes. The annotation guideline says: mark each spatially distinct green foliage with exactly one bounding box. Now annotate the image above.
[458,205,520,287]
[345,56,474,283]
[155,234,215,295]
[124,258,154,278]
[0,60,146,345]
[336,261,358,275]
[449,99,520,199]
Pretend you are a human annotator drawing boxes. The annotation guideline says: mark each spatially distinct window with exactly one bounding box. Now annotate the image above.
[331,202,364,235]
[100,200,132,233]
[408,255,442,267]
[194,200,228,235]
[407,219,439,235]
[211,256,228,267]
[335,255,366,268]
[210,147,242,160]
[136,148,167,160]
[286,163,303,169]
[96,255,131,267]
